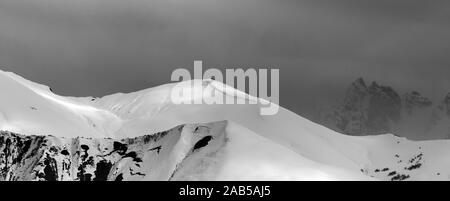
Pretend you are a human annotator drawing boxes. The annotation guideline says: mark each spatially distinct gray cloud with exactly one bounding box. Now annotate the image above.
[1,0,450,117]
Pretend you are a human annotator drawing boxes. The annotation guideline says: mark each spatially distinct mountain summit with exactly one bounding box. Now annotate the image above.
[319,78,450,140]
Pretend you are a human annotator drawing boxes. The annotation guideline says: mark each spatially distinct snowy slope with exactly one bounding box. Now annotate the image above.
[1,69,450,181]
[0,121,370,181]
[0,71,121,138]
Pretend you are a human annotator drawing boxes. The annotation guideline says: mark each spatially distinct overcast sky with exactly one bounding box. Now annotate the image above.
[1,0,450,116]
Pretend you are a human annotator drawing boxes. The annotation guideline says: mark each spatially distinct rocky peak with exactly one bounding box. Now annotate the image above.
[353,77,367,89]
[348,78,368,94]
[343,78,369,109]
[369,81,379,88]
[368,82,400,102]
[318,78,450,140]
[403,91,433,113]
[437,93,450,116]
[444,93,450,105]
[329,78,405,135]
[366,82,402,131]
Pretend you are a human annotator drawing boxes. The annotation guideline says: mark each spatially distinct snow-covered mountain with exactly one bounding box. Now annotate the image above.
[318,78,450,140]
[1,121,231,181]
[2,70,450,181]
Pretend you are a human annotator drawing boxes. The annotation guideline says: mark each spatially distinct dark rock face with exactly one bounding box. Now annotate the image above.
[319,78,450,139]
[318,78,450,139]
[331,78,403,135]
[428,93,450,138]
[94,160,112,181]
[42,154,58,181]
[0,121,228,181]
[193,136,213,151]
[366,82,402,134]
[0,134,46,181]
[403,91,433,114]
[438,93,450,116]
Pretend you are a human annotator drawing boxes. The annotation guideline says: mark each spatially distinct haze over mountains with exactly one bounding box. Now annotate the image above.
[317,78,450,140]
[2,69,450,181]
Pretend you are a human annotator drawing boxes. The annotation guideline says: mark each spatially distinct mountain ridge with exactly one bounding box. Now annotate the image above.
[318,77,450,140]
[2,69,450,180]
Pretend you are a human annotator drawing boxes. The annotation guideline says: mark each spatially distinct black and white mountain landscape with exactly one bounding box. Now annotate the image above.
[2,71,450,181]
[2,0,450,182]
